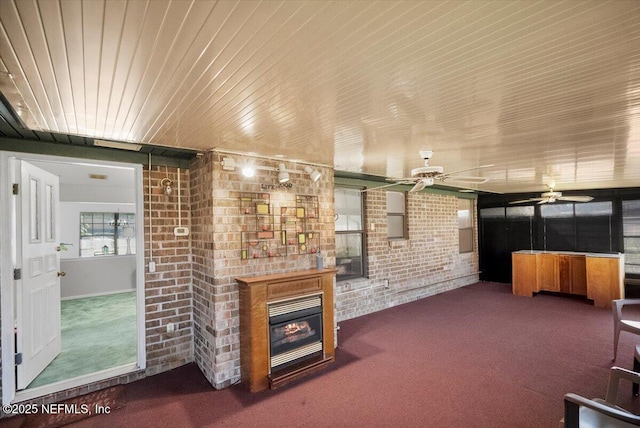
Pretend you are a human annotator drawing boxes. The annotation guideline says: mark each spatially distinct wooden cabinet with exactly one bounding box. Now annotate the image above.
[512,251,624,308]
[236,269,336,392]
[512,253,538,297]
[569,255,587,295]
[586,257,624,309]
[538,253,559,291]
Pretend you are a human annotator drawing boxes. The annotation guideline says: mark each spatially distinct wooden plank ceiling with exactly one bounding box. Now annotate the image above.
[0,0,639,194]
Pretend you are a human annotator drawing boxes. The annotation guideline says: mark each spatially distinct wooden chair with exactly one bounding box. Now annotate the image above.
[561,367,640,427]
[613,299,640,361]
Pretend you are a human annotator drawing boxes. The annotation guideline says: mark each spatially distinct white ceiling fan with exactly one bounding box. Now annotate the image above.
[509,183,594,204]
[362,150,492,193]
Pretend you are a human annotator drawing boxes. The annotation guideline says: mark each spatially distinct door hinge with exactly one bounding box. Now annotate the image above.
[15,353,22,366]
[12,183,18,195]
[13,268,21,280]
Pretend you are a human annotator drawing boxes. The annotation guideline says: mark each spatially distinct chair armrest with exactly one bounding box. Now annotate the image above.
[612,299,640,323]
[606,366,640,403]
[564,393,640,427]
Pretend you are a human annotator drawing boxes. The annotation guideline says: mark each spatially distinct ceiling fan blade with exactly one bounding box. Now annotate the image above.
[360,182,408,192]
[439,164,494,178]
[557,195,594,202]
[441,175,489,184]
[509,198,544,204]
[537,199,551,204]
[409,179,428,192]
[360,179,418,192]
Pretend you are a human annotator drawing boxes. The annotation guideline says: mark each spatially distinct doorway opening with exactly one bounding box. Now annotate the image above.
[0,152,146,404]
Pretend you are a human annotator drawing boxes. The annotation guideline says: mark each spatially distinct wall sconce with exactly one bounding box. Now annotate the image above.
[160,178,173,195]
[278,163,290,183]
[221,157,236,171]
[304,166,322,182]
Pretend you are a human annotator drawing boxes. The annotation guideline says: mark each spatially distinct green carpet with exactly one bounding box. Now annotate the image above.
[28,291,137,389]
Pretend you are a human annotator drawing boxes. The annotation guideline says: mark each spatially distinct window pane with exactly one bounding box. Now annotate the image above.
[623,201,640,275]
[575,201,612,216]
[347,214,362,230]
[541,204,573,218]
[388,215,405,239]
[507,206,534,218]
[458,199,472,228]
[46,184,54,241]
[387,191,404,214]
[336,233,363,278]
[623,201,640,236]
[460,228,473,253]
[79,212,135,257]
[335,188,362,232]
[30,177,40,241]
[480,207,505,219]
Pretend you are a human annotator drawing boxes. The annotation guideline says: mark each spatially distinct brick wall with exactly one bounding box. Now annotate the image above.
[190,152,335,389]
[335,190,479,322]
[0,164,193,412]
[1,155,478,410]
[143,165,193,374]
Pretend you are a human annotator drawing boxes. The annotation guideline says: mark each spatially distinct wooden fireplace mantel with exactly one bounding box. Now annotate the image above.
[236,268,337,392]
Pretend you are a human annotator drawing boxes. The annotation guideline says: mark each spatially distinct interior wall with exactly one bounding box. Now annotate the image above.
[142,165,193,377]
[335,190,479,321]
[190,152,335,389]
[60,256,136,299]
[0,153,194,409]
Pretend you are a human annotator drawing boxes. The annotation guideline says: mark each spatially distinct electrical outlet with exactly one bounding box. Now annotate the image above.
[167,323,175,333]
[149,261,156,273]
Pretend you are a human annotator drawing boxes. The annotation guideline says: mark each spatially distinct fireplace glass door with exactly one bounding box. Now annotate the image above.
[268,296,323,370]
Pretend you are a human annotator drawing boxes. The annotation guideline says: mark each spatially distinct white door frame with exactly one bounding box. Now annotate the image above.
[0,151,146,404]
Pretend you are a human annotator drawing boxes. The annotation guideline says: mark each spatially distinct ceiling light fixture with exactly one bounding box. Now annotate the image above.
[93,139,143,151]
[304,166,321,182]
[278,163,290,183]
[242,165,255,178]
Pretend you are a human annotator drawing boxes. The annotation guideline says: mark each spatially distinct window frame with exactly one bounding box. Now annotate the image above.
[458,198,474,253]
[623,200,640,278]
[386,190,407,240]
[80,211,136,257]
[334,185,367,281]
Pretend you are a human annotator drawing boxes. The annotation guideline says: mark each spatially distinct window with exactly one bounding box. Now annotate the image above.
[387,191,407,239]
[623,200,640,276]
[334,186,365,280]
[80,212,136,257]
[541,201,612,252]
[458,198,474,253]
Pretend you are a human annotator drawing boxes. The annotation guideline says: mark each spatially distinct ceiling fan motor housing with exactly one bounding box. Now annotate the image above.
[542,191,562,198]
[411,165,444,177]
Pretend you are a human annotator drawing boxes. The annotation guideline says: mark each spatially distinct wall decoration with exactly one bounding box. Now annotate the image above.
[239,192,320,259]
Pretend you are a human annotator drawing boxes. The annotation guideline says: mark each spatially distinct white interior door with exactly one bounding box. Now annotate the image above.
[16,161,61,389]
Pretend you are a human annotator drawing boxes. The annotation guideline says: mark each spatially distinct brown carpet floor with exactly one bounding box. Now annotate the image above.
[3,281,640,428]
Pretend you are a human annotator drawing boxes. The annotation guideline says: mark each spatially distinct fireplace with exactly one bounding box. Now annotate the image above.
[269,295,323,370]
[236,269,336,392]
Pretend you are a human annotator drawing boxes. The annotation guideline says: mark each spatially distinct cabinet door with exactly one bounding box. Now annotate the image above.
[558,255,571,293]
[586,257,622,308]
[512,253,538,296]
[537,254,559,291]
[570,256,587,295]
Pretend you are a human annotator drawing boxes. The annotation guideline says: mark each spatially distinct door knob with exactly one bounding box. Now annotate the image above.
[57,271,66,277]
